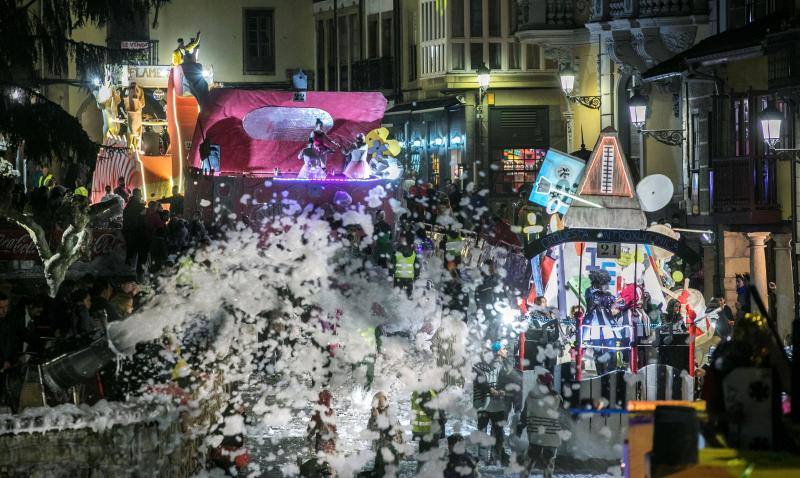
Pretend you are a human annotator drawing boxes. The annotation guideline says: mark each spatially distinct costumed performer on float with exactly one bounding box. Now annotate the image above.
[309,118,341,174]
[344,133,372,179]
[584,269,620,375]
[616,282,649,369]
[172,32,201,66]
[124,81,146,152]
[298,144,326,180]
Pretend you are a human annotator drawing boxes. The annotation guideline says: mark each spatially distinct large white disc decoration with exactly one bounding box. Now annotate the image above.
[636,174,674,212]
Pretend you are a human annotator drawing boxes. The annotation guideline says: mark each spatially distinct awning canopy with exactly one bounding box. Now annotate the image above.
[642,15,784,81]
[384,96,464,116]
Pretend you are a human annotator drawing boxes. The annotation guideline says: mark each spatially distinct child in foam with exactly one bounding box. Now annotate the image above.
[344,134,372,179]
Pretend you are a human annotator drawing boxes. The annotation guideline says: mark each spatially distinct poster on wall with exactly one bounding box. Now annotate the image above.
[528,149,586,215]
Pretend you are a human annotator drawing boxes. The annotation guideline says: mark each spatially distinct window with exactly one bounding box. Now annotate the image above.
[492,148,547,194]
[470,42,483,70]
[488,0,501,37]
[508,41,521,69]
[452,43,465,70]
[316,20,325,90]
[243,9,275,74]
[382,16,393,58]
[349,15,360,63]
[470,0,483,36]
[368,15,379,58]
[508,0,519,34]
[451,0,465,37]
[525,44,540,70]
[489,43,502,70]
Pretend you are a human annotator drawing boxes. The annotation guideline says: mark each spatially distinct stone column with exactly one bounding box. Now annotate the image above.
[772,234,794,340]
[747,232,771,313]
[702,243,716,301]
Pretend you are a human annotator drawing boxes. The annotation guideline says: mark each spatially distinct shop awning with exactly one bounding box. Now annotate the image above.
[384,96,464,116]
[642,15,783,81]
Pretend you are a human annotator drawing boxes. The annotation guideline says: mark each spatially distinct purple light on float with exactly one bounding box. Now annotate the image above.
[270,176,384,183]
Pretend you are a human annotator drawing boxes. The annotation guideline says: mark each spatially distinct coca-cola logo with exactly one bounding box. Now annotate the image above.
[90,231,125,256]
[0,232,37,257]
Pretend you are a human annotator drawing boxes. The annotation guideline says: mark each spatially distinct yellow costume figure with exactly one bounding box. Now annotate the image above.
[96,85,122,140]
[171,33,201,66]
[124,82,146,152]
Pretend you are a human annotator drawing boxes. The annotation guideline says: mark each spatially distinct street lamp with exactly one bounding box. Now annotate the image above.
[559,65,601,109]
[627,91,685,146]
[759,102,800,423]
[559,65,576,96]
[760,102,783,148]
[477,62,491,100]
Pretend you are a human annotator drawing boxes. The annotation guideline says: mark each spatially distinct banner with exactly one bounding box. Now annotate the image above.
[528,149,586,215]
[0,228,125,261]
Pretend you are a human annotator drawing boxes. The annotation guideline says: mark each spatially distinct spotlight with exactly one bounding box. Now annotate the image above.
[91,77,101,87]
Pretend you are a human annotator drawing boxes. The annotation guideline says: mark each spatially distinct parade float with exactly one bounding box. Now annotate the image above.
[183,85,401,226]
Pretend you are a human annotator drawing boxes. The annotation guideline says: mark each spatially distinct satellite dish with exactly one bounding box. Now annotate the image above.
[636,174,674,212]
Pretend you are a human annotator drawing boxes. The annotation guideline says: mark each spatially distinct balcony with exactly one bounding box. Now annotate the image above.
[517,0,583,30]
[591,0,707,21]
[702,156,781,224]
[351,57,395,92]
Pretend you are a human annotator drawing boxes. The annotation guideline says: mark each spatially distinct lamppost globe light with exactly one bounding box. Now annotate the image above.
[559,65,577,96]
[628,92,648,130]
[760,102,783,148]
[476,62,491,91]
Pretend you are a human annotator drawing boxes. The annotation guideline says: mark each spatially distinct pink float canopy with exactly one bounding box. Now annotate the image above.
[188,89,387,175]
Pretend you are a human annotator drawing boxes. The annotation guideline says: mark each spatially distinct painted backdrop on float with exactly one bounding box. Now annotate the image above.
[188,90,387,175]
[543,242,666,312]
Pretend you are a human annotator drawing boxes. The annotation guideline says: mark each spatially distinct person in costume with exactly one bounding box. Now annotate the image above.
[309,118,340,173]
[124,82,146,152]
[616,283,648,367]
[343,133,371,179]
[584,269,619,375]
[297,145,326,179]
[171,33,201,66]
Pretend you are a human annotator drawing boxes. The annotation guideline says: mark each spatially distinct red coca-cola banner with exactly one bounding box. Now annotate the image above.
[0,228,125,261]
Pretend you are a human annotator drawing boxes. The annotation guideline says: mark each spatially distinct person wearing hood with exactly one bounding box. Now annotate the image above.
[443,434,479,478]
[366,391,405,477]
[516,371,563,478]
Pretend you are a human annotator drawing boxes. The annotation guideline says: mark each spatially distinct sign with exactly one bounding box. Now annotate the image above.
[528,149,586,215]
[597,242,621,259]
[121,41,151,50]
[127,65,171,88]
[0,228,126,261]
[524,228,701,264]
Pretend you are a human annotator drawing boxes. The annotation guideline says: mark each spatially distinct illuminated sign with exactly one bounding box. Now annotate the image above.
[127,65,171,88]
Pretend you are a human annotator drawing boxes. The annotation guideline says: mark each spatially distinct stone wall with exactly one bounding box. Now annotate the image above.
[722,231,749,308]
[0,378,227,477]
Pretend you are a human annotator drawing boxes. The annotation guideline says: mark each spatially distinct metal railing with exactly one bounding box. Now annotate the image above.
[710,155,778,212]
[351,57,395,92]
[591,0,706,20]
[518,0,580,28]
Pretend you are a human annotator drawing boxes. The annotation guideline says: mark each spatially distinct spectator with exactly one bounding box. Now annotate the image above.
[123,189,147,279]
[146,201,168,272]
[114,176,131,202]
[372,211,393,269]
[70,288,98,339]
[160,185,184,217]
[444,434,478,478]
[91,279,122,324]
[473,341,514,466]
[0,292,23,370]
[100,184,122,205]
[516,371,563,478]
